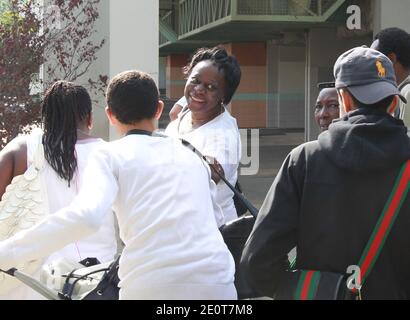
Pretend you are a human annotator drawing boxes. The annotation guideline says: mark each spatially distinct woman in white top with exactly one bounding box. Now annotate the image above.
[0,81,117,299]
[0,71,236,300]
[166,46,242,224]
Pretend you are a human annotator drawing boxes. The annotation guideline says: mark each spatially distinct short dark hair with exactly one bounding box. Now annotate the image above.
[374,27,410,69]
[106,70,159,124]
[183,46,241,105]
[346,88,394,111]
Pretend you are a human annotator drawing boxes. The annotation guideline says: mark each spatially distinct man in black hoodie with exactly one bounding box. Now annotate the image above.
[240,47,410,299]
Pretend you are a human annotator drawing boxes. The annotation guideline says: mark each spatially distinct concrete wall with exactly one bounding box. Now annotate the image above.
[166,54,189,99]
[159,56,167,92]
[373,0,410,35]
[108,0,159,140]
[41,0,159,141]
[226,42,268,128]
[266,42,306,129]
[88,0,110,141]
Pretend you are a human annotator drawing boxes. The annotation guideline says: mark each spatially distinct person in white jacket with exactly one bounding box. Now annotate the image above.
[0,70,237,300]
[0,81,117,299]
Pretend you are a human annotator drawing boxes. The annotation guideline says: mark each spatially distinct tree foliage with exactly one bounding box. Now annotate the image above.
[0,0,106,148]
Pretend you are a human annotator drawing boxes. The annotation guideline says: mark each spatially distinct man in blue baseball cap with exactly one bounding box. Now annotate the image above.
[334,46,406,116]
[241,47,410,300]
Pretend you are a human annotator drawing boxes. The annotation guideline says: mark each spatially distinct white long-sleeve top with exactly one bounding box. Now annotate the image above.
[0,134,236,299]
[166,110,241,222]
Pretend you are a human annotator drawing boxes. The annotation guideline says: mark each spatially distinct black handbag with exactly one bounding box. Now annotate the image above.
[81,256,120,300]
[180,138,260,299]
[275,160,410,300]
[274,269,355,300]
[52,256,120,300]
[233,181,248,216]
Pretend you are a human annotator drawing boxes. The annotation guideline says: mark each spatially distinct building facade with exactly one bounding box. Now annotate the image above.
[159,0,410,141]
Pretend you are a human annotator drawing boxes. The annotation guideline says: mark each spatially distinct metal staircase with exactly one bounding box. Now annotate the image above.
[160,0,346,46]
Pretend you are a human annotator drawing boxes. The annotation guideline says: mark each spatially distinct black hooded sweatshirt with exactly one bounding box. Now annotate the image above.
[241,107,410,299]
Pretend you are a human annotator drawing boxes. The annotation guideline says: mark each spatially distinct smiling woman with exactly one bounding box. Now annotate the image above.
[165,46,242,225]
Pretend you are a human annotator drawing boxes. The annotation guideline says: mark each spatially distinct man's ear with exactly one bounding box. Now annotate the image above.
[387,95,399,115]
[105,106,119,126]
[87,112,93,130]
[154,100,164,120]
[387,52,398,65]
[338,89,355,115]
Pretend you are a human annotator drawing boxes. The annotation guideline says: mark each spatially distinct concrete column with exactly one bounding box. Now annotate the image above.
[373,0,410,36]
[165,54,190,99]
[88,0,110,141]
[267,41,280,128]
[109,0,159,140]
[225,42,268,128]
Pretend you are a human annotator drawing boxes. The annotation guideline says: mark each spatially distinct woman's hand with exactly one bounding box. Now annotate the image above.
[206,156,225,184]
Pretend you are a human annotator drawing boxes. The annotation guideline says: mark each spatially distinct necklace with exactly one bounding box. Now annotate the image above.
[178,104,225,135]
[190,104,225,128]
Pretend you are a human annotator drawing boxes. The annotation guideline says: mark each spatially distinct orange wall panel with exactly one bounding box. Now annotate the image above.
[231,101,267,128]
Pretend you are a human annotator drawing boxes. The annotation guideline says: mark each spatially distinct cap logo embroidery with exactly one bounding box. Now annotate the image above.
[376,60,386,78]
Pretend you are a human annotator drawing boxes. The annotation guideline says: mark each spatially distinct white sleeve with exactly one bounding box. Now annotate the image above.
[176,96,188,107]
[0,148,119,270]
[209,175,225,228]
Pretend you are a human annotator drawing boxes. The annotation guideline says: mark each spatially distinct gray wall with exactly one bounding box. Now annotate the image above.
[373,0,410,35]
[267,42,305,129]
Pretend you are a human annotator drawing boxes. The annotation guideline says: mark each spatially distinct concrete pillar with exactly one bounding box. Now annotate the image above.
[373,0,410,35]
[267,41,280,128]
[88,0,110,141]
[109,0,159,140]
[165,54,190,99]
[225,42,267,128]
[159,56,167,94]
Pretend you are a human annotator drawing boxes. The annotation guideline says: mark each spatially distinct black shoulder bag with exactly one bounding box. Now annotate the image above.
[275,160,410,300]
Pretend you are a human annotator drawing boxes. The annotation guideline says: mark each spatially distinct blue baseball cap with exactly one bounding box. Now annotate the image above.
[334,46,406,104]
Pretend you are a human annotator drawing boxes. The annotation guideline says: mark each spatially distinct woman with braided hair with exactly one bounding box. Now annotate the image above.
[0,81,117,299]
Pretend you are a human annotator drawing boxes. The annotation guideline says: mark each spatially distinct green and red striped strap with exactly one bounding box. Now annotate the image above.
[294,160,410,300]
[354,159,410,291]
[294,270,321,300]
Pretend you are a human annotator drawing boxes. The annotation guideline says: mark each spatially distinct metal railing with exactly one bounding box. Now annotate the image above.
[237,0,332,16]
[179,0,231,35]
[169,0,344,40]
[160,10,176,45]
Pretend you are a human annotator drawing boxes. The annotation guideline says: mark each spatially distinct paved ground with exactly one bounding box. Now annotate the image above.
[239,129,305,210]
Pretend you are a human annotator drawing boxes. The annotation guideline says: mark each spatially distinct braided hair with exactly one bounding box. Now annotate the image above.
[41,81,92,185]
[184,46,241,105]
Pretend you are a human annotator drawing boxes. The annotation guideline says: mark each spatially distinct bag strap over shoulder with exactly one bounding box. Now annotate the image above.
[355,160,410,291]
[179,138,259,218]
